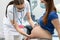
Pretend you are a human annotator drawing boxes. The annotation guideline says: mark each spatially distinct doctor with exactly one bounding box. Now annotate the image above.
[4,0,35,40]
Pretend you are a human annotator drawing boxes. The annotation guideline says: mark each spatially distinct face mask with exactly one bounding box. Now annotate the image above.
[17,8,24,12]
[40,3,46,9]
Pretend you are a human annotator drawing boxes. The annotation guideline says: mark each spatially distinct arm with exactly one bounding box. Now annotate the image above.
[26,12,35,28]
[51,19,60,39]
[7,5,29,37]
[11,20,29,37]
[26,1,35,28]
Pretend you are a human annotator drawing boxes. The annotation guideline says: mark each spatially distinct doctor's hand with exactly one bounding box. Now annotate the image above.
[26,35,31,38]
[25,35,33,40]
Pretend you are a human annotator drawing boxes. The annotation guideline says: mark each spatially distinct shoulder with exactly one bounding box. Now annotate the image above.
[7,4,13,11]
[7,4,14,14]
[25,0,29,4]
[49,11,58,17]
[48,11,58,21]
[24,0,30,7]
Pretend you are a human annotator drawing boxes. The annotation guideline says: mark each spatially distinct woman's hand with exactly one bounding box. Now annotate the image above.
[26,35,31,38]
[25,37,30,40]
[25,35,31,40]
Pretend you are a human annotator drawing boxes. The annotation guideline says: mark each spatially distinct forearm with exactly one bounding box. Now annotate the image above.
[57,28,60,40]
[11,20,29,37]
[58,34,60,40]
[14,26,28,37]
[28,19,35,28]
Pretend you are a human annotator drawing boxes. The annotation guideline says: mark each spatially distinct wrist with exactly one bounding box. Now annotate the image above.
[24,34,29,37]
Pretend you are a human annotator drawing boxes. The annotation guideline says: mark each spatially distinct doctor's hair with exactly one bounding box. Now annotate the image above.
[43,0,57,25]
[5,0,24,17]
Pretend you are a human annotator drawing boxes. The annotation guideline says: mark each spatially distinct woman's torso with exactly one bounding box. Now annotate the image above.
[38,11,58,34]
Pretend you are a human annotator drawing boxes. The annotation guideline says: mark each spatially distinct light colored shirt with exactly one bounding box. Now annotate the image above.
[7,0,31,26]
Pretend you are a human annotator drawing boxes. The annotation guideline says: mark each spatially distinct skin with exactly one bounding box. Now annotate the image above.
[11,0,60,40]
[25,0,60,40]
[11,3,35,37]
[26,19,60,40]
[52,19,60,39]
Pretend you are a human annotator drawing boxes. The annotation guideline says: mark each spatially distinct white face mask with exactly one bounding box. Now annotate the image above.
[17,8,24,12]
[40,3,46,9]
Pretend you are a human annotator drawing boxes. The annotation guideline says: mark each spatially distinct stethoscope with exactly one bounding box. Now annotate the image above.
[13,5,25,25]
[18,11,24,24]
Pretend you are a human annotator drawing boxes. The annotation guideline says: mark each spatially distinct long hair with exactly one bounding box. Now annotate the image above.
[5,1,14,17]
[5,0,24,17]
[43,0,57,25]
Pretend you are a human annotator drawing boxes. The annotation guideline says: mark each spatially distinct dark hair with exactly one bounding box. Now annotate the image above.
[14,0,24,5]
[27,0,30,3]
[5,0,24,17]
[43,0,56,25]
[5,1,14,17]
